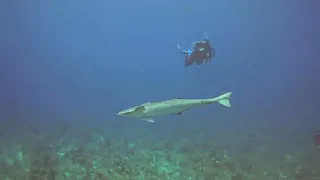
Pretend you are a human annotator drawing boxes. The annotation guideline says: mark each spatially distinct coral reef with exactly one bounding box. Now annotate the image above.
[1,125,320,180]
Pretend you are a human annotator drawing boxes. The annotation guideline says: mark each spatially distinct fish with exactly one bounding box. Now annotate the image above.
[117,92,232,122]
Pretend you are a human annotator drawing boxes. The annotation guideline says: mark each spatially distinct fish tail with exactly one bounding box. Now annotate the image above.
[214,92,232,107]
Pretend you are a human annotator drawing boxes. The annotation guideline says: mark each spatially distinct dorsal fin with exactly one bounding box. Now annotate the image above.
[175,98,183,99]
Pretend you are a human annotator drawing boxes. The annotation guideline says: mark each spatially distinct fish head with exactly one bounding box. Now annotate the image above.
[117,105,146,118]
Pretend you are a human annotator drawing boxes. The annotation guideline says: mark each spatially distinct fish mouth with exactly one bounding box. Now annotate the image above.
[117,110,131,116]
[117,108,135,116]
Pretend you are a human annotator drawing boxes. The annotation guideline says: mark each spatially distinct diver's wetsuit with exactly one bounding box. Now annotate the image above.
[184,40,215,67]
[314,129,320,148]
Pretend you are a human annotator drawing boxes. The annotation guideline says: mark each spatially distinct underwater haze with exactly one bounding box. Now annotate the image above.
[1,0,320,179]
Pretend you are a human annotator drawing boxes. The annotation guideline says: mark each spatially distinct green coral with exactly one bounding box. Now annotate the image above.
[1,130,320,180]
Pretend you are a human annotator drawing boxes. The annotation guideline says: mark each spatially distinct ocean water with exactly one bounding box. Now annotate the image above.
[0,0,319,179]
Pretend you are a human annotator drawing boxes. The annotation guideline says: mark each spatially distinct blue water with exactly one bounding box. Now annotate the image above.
[0,0,320,179]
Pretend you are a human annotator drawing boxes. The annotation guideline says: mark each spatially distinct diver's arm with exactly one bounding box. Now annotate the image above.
[177,44,190,55]
[181,51,189,55]
[180,48,193,55]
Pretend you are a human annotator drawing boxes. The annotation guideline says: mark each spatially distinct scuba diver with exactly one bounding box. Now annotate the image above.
[313,126,320,149]
[178,33,215,67]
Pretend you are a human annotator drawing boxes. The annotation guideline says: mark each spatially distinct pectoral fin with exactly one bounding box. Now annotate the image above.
[142,118,154,123]
[176,109,191,115]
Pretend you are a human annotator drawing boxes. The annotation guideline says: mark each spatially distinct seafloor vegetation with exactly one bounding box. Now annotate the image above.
[1,121,319,180]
